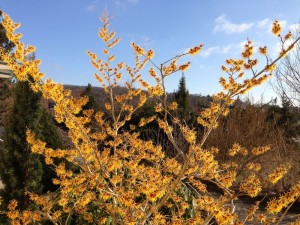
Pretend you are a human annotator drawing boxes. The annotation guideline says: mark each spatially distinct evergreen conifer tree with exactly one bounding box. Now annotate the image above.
[174,73,194,124]
[0,79,11,128]
[0,78,63,211]
[80,83,98,112]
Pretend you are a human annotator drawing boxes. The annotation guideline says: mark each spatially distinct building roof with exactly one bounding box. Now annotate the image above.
[0,61,12,79]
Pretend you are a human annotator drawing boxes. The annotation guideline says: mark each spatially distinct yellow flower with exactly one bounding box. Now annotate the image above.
[117,62,124,69]
[221,65,228,72]
[146,49,155,59]
[103,49,109,55]
[8,200,18,211]
[251,146,270,155]
[284,31,293,40]
[268,164,291,184]
[265,64,276,72]
[239,174,261,197]
[228,143,243,156]
[139,79,150,89]
[259,46,267,55]
[178,62,190,71]
[188,44,203,56]
[169,101,178,110]
[256,213,267,223]
[241,41,254,58]
[83,213,93,223]
[246,162,261,171]
[105,103,111,110]
[217,170,236,188]
[272,20,281,36]
[149,67,157,78]
[131,42,144,56]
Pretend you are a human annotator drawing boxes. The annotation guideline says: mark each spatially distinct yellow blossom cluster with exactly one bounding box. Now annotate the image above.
[228,143,248,156]
[272,20,282,36]
[197,195,235,225]
[251,146,271,155]
[242,40,254,58]
[178,61,191,71]
[268,164,291,184]
[259,46,268,55]
[217,170,237,189]
[246,162,261,172]
[139,115,156,127]
[168,101,178,110]
[180,125,197,144]
[188,44,204,56]
[267,182,300,214]
[239,174,262,197]
[131,42,144,56]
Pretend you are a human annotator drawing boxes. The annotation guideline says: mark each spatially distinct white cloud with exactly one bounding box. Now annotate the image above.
[255,18,287,35]
[127,33,153,48]
[289,23,300,32]
[127,0,139,4]
[113,0,126,9]
[214,15,289,36]
[279,20,288,30]
[201,44,235,57]
[86,1,100,12]
[257,18,272,29]
[214,14,254,34]
[200,41,257,58]
[112,0,139,9]
[201,46,219,57]
[256,18,288,31]
[140,35,153,47]
[271,38,294,58]
[257,19,287,31]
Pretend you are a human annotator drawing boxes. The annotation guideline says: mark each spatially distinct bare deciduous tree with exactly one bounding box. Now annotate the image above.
[273,27,300,106]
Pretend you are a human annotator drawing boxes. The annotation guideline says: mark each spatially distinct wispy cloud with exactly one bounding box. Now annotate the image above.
[126,33,153,48]
[289,23,300,32]
[214,14,254,34]
[201,44,236,57]
[256,18,272,29]
[200,41,256,57]
[127,0,139,4]
[214,15,289,35]
[125,33,154,49]
[112,0,140,9]
[271,38,294,58]
[140,35,153,47]
[86,0,100,12]
[256,18,287,32]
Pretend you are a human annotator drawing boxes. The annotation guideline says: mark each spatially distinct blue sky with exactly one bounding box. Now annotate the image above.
[1,0,300,101]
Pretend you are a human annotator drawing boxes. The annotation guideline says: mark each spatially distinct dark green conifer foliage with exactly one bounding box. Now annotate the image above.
[0,11,16,223]
[0,10,14,128]
[174,74,194,124]
[80,83,98,112]
[0,79,43,210]
[0,80,11,128]
[0,78,63,211]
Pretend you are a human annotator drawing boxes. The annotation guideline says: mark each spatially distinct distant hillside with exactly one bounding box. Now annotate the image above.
[62,84,213,111]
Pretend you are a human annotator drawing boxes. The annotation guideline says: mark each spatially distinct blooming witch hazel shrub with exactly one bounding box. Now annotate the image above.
[0,11,300,225]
